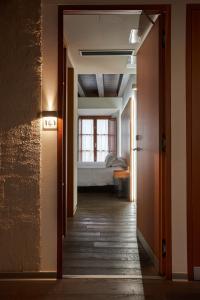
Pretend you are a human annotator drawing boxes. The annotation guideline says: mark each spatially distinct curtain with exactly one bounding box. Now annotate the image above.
[79,119,94,162]
[97,119,109,162]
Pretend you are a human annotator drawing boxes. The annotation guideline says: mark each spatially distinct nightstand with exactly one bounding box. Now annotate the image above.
[113,169,130,199]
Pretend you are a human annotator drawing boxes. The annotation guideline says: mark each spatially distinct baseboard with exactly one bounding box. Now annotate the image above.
[137,229,159,273]
[63,274,164,279]
[172,273,188,281]
[0,272,57,279]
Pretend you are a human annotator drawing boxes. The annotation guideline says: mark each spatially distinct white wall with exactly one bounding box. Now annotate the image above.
[41,0,200,276]
[121,75,135,113]
[78,97,122,109]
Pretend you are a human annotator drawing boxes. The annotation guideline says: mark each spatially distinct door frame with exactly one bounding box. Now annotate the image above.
[186,4,200,281]
[57,4,171,279]
[67,67,75,218]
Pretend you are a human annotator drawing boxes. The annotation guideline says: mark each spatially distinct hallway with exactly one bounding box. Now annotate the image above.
[63,193,157,276]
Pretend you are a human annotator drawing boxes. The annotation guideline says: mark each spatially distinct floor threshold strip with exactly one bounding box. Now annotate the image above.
[63,274,164,280]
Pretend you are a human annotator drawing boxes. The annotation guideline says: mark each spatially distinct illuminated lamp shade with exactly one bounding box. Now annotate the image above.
[41,111,58,130]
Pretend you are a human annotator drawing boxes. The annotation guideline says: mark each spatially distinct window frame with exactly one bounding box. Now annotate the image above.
[78,115,117,162]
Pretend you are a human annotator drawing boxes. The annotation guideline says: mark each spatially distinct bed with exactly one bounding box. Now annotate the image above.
[78,162,123,187]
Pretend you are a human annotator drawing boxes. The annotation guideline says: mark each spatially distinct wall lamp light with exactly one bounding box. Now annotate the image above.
[40,111,58,130]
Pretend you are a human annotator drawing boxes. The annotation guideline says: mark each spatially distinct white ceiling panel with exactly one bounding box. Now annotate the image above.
[64,14,140,74]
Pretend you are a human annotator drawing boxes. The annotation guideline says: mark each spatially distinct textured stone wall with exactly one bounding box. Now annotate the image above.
[0,0,41,271]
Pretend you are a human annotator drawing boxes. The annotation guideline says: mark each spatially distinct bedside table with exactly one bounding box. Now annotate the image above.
[113,169,130,199]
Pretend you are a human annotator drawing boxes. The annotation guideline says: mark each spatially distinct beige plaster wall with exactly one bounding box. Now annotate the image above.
[41,0,200,275]
[0,0,41,272]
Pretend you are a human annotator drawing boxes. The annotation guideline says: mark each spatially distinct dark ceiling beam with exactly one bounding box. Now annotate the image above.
[96,74,104,97]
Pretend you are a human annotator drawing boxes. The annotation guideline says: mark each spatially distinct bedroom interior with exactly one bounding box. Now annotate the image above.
[62,11,162,277]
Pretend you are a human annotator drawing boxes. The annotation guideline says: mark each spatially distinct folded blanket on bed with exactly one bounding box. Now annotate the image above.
[105,154,127,169]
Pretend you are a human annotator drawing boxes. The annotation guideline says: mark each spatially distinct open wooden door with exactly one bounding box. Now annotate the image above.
[136,15,166,275]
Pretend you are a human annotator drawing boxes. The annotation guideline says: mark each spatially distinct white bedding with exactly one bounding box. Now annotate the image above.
[78,162,122,187]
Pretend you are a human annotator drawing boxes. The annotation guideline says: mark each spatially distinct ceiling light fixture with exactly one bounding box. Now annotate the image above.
[79,49,133,56]
[129,29,138,44]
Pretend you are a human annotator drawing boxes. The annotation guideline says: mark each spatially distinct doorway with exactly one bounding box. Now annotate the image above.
[58,5,171,280]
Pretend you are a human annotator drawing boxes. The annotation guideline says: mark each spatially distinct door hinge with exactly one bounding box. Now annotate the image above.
[161,134,166,152]
[162,31,166,49]
[162,239,166,257]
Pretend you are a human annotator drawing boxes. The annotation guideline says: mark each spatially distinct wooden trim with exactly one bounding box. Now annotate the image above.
[186,4,200,281]
[63,47,67,236]
[79,116,116,120]
[61,4,171,15]
[137,229,159,273]
[57,5,64,280]
[158,13,166,277]
[186,4,192,280]
[67,67,74,217]
[0,272,57,279]
[164,6,172,279]
[57,4,171,279]
[172,273,188,280]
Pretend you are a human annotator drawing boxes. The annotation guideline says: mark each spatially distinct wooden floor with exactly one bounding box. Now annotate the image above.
[1,194,199,299]
[1,279,200,300]
[63,192,157,276]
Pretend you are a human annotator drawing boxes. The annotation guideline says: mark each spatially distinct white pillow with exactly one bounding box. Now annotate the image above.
[105,153,116,167]
[109,157,127,168]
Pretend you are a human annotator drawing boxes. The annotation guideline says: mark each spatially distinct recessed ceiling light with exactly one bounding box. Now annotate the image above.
[129,29,138,44]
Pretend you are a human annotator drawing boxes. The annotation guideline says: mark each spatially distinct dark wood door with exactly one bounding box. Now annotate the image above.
[137,16,164,274]
[187,5,200,280]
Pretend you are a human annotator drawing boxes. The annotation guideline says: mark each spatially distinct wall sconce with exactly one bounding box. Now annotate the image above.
[41,111,58,130]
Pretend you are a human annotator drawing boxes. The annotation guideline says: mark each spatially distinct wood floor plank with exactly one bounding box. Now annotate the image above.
[63,192,157,276]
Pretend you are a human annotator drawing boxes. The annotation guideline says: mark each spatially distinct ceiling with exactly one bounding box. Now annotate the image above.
[63,14,141,75]
[78,74,135,98]
[78,74,122,97]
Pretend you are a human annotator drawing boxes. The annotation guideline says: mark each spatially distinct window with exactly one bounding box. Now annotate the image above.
[79,116,117,162]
